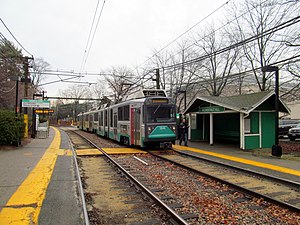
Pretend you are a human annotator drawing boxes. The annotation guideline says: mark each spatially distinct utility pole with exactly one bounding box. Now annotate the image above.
[22,56,33,138]
[152,69,160,89]
[23,56,29,98]
[262,65,282,157]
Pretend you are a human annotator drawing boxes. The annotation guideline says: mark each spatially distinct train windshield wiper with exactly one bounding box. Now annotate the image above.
[153,105,160,114]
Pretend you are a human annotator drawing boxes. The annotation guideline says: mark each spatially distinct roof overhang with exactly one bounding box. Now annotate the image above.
[184,91,290,115]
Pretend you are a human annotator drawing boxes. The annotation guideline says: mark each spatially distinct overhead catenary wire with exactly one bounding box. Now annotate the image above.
[80,0,107,74]
[135,0,294,88]
[160,15,300,71]
[79,0,101,73]
[133,0,271,89]
[0,18,33,57]
[135,0,231,71]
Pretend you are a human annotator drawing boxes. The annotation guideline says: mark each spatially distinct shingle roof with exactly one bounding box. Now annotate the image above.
[184,91,290,114]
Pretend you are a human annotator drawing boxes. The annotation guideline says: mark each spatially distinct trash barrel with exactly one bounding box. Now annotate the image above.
[272,145,282,157]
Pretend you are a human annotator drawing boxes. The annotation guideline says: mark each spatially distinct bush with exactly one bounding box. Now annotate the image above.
[0,110,25,146]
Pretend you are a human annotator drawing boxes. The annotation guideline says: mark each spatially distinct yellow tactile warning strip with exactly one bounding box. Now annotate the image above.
[76,148,103,156]
[0,126,66,225]
[173,145,300,177]
[101,147,147,154]
[57,149,73,156]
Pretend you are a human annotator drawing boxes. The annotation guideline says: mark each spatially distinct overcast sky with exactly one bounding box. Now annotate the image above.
[1,0,228,97]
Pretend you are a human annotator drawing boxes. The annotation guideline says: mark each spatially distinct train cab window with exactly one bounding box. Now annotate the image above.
[145,105,176,123]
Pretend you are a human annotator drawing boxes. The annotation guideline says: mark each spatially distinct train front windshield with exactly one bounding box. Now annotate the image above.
[145,105,176,123]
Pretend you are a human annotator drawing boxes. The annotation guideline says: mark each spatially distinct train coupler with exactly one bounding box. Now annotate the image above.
[160,142,172,150]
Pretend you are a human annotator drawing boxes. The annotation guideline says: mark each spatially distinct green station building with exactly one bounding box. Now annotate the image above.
[184,91,290,150]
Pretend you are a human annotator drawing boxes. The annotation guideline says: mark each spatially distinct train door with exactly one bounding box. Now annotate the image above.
[130,107,141,146]
[113,112,117,140]
[89,114,93,132]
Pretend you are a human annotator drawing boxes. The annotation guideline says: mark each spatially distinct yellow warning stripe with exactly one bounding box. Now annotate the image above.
[174,145,300,177]
[102,147,146,154]
[0,127,62,225]
[76,148,103,156]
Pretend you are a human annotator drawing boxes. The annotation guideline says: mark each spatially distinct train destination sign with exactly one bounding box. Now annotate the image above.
[22,99,50,108]
[35,109,54,114]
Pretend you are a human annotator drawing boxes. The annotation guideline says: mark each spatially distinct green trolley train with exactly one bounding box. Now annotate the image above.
[77,89,177,149]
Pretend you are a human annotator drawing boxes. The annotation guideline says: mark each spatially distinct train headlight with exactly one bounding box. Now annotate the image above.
[169,125,176,133]
[147,126,154,135]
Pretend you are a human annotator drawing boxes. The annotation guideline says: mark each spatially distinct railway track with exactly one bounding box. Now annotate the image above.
[150,150,300,212]
[66,129,300,224]
[67,130,190,225]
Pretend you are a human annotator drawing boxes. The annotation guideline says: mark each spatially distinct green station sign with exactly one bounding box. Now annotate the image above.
[198,106,225,112]
[22,99,50,108]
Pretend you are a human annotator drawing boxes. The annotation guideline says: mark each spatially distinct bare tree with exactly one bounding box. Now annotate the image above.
[105,66,135,103]
[59,84,92,104]
[31,58,49,92]
[147,40,203,112]
[193,25,240,96]
[228,0,300,91]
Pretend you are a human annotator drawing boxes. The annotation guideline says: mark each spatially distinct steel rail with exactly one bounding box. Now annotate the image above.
[176,150,300,188]
[68,137,90,225]
[149,151,300,212]
[73,131,189,225]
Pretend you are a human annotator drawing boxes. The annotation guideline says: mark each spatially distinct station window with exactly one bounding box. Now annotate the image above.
[190,114,196,129]
[244,118,251,133]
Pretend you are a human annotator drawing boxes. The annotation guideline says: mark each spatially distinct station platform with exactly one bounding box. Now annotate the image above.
[0,126,83,225]
[174,140,300,183]
[0,126,299,224]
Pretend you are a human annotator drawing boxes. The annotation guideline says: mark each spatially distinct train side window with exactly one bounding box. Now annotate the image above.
[104,111,108,126]
[94,113,98,121]
[100,112,103,126]
[118,107,123,120]
[110,109,113,127]
[124,105,129,121]
[114,113,117,127]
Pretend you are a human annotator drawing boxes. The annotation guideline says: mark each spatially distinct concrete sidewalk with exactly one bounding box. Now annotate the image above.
[0,127,83,225]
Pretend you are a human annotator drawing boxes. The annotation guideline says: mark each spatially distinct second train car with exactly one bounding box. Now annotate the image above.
[77,90,177,148]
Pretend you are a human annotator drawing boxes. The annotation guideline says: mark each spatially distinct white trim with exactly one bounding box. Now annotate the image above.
[188,114,191,140]
[240,113,244,149]
[244,133,260,136]
[210,113,213,145]
[202,114,205,140]
[194,110,237,114]
[259,112,262,148]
